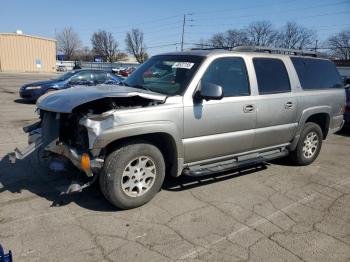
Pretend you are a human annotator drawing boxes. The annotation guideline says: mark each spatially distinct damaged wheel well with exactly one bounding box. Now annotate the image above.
[104,133,178,177]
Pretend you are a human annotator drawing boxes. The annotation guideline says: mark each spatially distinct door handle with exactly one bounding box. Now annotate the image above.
[285,101,293,109]
[243,104,255,113]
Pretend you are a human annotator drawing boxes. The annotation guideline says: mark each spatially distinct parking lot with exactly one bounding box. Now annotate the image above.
[0,72,349,261]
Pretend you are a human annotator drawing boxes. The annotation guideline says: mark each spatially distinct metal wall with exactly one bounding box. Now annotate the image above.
[0,33,56,72]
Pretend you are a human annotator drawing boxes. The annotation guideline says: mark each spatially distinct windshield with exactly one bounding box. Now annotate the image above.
[124,55,204,95]
[54,71,76,81]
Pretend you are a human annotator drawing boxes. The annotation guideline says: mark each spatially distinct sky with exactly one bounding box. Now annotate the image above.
[0,0,349,55]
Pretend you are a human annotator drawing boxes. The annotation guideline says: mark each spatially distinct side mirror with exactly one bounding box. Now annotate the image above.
[195,81,223,101]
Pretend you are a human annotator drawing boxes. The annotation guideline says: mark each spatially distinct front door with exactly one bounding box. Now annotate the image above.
[183,57,257,163]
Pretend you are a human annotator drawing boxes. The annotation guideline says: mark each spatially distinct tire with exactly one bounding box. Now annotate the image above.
[290,122,323,166]
[99,141,165,209]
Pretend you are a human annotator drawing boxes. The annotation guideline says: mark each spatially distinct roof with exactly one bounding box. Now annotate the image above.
[158,46,328,60]
[0,32,56,42]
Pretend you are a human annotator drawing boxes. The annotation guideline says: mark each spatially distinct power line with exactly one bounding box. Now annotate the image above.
[191,0,298,16]
[191,1,349,23]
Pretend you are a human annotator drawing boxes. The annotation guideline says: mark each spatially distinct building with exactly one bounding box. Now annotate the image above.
[0,32,56,72]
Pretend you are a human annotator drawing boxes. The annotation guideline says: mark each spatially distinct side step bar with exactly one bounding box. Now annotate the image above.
[184,148,289,177]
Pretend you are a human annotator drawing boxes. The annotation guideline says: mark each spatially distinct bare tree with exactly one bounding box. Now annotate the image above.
[115,52,128,61]
[125,29,148,63]
[327,30,350,60]
[276,22,316,49]
[193,38,210,49]
[209,32,227,48]
[246,21,277,46]
[75,46,94,61]
[209,29,249,48]
[56,27,82,60]
[91,30,119,62]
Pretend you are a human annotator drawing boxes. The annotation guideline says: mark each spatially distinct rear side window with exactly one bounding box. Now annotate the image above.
[202,57,250,97]
[291,57,342,90]
[253,58,291,95]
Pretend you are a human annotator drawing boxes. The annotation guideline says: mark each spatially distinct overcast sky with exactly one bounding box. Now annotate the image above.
[1,0,349,55]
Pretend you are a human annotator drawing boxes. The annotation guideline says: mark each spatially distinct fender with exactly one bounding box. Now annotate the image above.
[289,106,331,151]
[88,120,184,160]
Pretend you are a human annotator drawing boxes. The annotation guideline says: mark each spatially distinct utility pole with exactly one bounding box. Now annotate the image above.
[180,13,193,52]
[315,39,318,53]
[181,15,186,52]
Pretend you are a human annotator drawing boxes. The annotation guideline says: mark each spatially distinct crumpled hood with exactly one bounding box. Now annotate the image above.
[37,84,167,113]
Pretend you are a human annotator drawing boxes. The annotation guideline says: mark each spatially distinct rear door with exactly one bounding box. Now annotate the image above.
[252,57,298,149]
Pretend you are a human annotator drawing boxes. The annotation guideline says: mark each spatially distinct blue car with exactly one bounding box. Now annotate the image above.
[345,85,350,126]
[19,69,123,102]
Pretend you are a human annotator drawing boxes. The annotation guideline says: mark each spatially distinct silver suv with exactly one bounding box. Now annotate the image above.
[13,46,345,209]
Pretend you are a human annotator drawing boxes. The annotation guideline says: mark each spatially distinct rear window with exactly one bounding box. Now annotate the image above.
[253,58,291,95]
[291,57,342,90]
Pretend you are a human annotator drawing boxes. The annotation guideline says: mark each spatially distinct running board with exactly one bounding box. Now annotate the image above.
[184,148,289,177]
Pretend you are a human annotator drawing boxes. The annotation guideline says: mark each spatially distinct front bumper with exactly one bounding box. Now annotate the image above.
[19,88,44,101]
[10,124,103,178]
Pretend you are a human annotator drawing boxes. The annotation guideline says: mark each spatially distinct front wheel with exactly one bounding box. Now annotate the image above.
[99,142,165,209]
[290,122,323,166]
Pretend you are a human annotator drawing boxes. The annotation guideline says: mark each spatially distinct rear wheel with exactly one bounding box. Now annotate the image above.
[99,142,165,209]
[290,122,323,165]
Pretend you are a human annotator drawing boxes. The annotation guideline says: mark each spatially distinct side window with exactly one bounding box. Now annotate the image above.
[93,72,107,83]
[70,71,92,83]
[202,57,250,97]
[253,58,291,95]
[291,57,342,90]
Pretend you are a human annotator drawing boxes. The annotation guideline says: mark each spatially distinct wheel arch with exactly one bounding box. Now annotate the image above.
[91,122,184,177]
[289,106,331,151]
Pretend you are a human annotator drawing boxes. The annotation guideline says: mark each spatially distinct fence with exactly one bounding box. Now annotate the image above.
[56,61,139,72]
[337,66,350,77]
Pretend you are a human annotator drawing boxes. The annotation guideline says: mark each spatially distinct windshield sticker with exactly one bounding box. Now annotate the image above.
[172,62,195,69]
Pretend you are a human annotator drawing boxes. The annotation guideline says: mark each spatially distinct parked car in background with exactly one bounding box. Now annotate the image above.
[119,67,136,77]
[56,64,66,72]
[19,69,123,102]
[112,67,127,75]
[344,78,350,127]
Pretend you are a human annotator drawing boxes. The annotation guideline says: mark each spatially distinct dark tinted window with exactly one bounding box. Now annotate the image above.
[253,58,291,95]
[291,57,342,89]
[202,57,250,97]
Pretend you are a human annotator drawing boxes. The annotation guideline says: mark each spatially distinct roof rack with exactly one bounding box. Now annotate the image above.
[190,45,327,58]
[232,46,325,57]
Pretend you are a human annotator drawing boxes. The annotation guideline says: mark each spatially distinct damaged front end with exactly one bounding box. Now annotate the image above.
[10,110,104,193]
[10,85,166,193]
